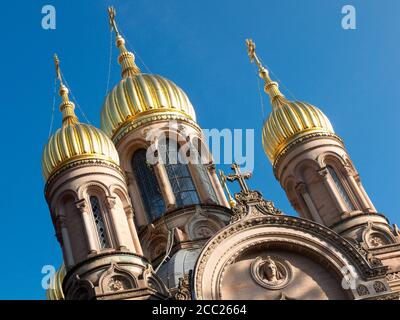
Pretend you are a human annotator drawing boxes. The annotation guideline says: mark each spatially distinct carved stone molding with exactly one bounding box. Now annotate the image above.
[174,272,192,300]
[230,190,282,223]
[98,262,138,294]
[45,158,124,193]
[386,272,400,282]
[356,284,370,296]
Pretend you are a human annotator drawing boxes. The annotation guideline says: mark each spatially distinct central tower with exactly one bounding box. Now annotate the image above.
[101,7,231,293]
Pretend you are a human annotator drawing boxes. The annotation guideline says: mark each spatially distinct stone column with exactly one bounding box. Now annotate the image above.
[346,173,371,211]
[75,199,98,254]
[296,183,324,225]
[358,182,377,212]
[318,167,349,214]
[125,206,144,256]
[153,162,176,210]
[56,215,75,268]
[208,164,229,207]
[105,196,127,251]
[125,171,149,226]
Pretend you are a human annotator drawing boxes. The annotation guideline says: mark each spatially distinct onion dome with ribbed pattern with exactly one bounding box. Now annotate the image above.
[100,8,196,142]
[100,73,197,139]
[245,39,335,164]
[42,55,120,181]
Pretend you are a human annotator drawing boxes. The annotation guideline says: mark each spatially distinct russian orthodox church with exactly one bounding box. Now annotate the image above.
[43,7,400,300]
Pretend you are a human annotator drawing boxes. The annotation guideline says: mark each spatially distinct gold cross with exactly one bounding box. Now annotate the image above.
[53,53,63,84]
[108,6,120,35]
[245,38,264,71]
[226,163,252,193]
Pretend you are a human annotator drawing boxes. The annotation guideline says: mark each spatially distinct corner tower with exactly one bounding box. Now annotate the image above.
[43,55,168,300]
[101,7,231,292]
[245,40,398,248]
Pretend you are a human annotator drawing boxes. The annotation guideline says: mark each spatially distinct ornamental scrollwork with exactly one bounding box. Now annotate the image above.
[174,272,192,300]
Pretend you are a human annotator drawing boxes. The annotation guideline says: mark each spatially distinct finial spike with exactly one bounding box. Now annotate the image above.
[107,6,140,78]
[52,54,78,126]
[245,39,286,108]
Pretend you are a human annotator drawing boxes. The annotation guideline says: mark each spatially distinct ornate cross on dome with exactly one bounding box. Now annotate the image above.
[245,38,286,109]
[106,6,141,78]
[54,54,63,85]
[246,39,263,71]
[226,163,252,193]
[108,6,120,35]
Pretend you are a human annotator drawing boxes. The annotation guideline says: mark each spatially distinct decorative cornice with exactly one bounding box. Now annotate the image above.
[112,110,201,146]
[273,132,343,175]
[44,158,125,195]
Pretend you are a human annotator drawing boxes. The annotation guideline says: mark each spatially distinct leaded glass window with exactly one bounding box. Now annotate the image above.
[327,166,356,211]
[89,196,109,249]
[161,139,200,207]
[132,149,166,222]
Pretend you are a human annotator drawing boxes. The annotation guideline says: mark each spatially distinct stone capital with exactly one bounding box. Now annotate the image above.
[295,182,308,194]
[317,167,329,179]
[124,205,135,218]
[105,196,117,210]
[75,199,88,213]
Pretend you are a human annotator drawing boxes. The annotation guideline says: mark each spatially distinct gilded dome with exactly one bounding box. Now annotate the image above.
[262,101,334,163]
[46,264,65,300]
[42,61,120,181]
[42,121,120,181]
[100,74,197,139]
[100,22,197,140]
[245,39,335,165]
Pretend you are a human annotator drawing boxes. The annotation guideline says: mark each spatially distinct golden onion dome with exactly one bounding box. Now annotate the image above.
[42,55,120,181]
[262,101,334,163]
[46,264,66,300]
[101,7,196,141]
[100,73,197,138]
[245,39,335,164]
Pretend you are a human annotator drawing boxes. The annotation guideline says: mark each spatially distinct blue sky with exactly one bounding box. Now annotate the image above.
[1,0,399,299]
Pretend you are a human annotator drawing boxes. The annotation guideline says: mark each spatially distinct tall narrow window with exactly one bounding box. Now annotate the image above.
[162,139,200,207]
[132,149,166,221]
[89,196,110,249]
[327,166,356,211]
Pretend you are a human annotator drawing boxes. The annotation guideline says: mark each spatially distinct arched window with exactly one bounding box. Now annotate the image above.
[89,196,110,249]
[132,149,166,221]
[327,166,356,211]
[161,139,200,207]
